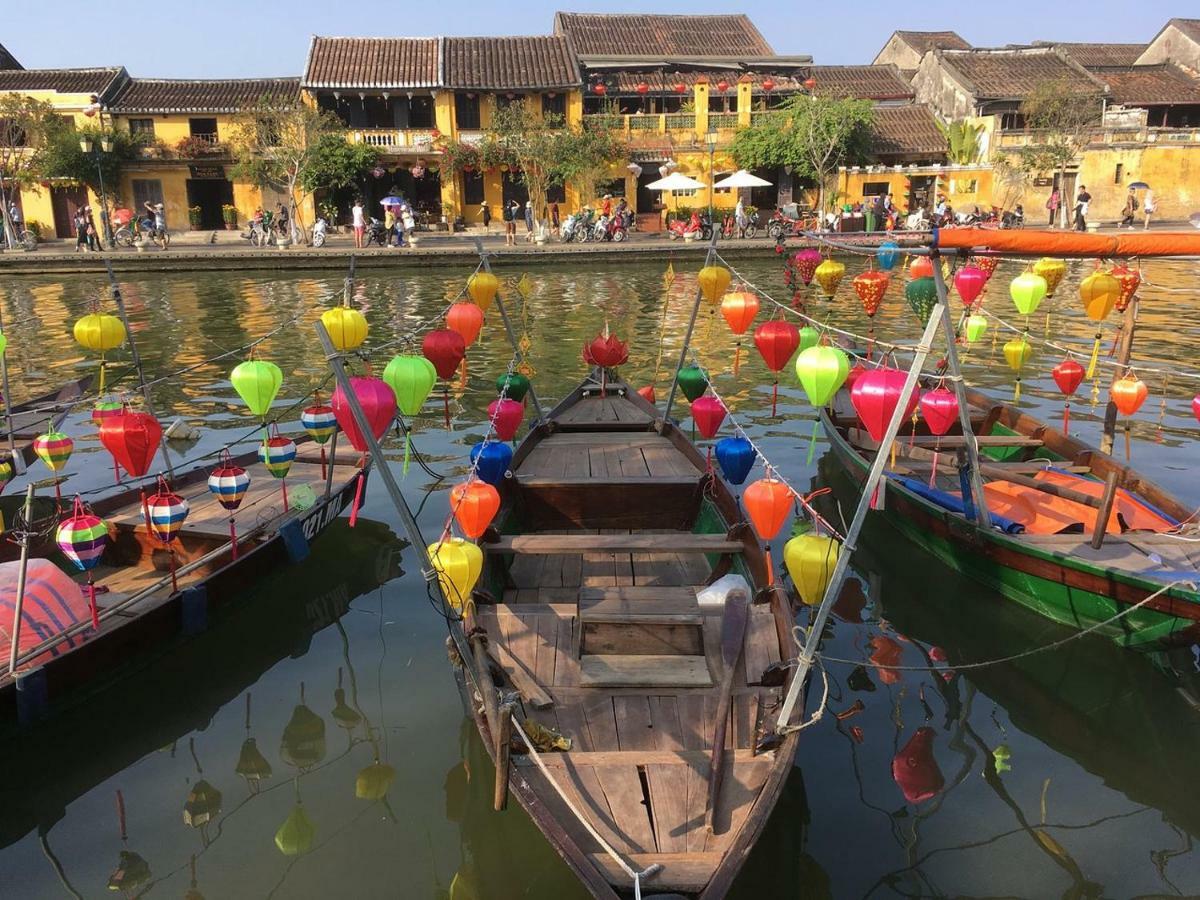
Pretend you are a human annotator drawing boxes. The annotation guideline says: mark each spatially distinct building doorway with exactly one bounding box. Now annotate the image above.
[636,164,666,215]
[186,178,234,230]
[50,185,88,239]
[907,175,937,215]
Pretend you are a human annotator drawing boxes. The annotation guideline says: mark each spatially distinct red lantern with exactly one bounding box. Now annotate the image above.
[909,256,934,280]
[585,330,629,397]
[635,82,650,95]
[674,82,688,94]
[487,398,525,442]
[422,329,467,380]
[851,368,920,443]
[716,79,730,92]
[762,78,776,92]
[690,395,726,439]
[845,363,868,394]
[892,727,944,803]
[1050,359,1084,434]
[852,271,889,317]
[99,411,162,480]
[592,82,607,95]
[754,319,801,416]
[953,266,987,309]
[1109,264,1140,313]
[1192,394,1200,424]
[446,302,484,348]
[919,388,958,436]
[803,77,817,91]
[637,385,656,404]
[450,480,501,539]
[331,376,397,453]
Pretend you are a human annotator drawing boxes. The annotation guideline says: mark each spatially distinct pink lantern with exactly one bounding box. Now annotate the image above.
[892,727,944,804]
[487,398,525,443]
[690,395,727,439]
[1193,394,1200,424]
[919,387,959,487]
[953,266,987,309]
[331,377,397,453]
[850,368,920,443]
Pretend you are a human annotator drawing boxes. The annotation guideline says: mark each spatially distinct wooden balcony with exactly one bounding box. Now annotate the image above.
[350,128,439,151]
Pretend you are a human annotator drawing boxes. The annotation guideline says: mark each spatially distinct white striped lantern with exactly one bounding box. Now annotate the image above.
[208,449,251,559]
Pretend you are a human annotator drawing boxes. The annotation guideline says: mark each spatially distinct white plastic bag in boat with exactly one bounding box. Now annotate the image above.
[695,573,752,611]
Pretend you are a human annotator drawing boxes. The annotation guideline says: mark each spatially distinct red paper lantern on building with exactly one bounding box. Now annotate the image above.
[754,319,801,415]
[715,79,730,92]
[762,78,776,92]
[690,395,726,439]
[487,398,525,442]
[850,368,920,443]
[99,411,162,480]
[673,82,688,94]
[331,376,397,453]
[592,82,607,96]
[803,77,817,91]
[450,480,501,539]
[635,81,650,95]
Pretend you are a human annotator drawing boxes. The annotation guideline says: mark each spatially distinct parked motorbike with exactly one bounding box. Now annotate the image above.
[667,212,711,241]
[311,216,327,248]
[560,212,583,242]
[721,210,760,239]
[364,217,389,247]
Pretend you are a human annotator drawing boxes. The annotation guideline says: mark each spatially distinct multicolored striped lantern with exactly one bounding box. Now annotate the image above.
[209,450,250,559]
[147,476,189,591]
[56,496,108,629]
[33,431,73,502]
[301,402,337,480]
[259,426,297,513]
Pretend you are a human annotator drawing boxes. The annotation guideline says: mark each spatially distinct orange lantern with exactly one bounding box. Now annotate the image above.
[743,476,793,585]
[449,480,501,539]
[1109,264,1140,313]
[909,256,934,280]
[852,271,889,317]
[1111,373,1148,462]
[446,302,484,348]
[720,290,760,374]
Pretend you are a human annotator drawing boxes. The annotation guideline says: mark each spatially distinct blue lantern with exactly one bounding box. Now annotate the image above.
[877,241,899,271]
[714,437,756,486]
[470,440,512,487]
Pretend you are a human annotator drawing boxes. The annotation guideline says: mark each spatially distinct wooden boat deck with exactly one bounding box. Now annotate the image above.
[470,379,797,898]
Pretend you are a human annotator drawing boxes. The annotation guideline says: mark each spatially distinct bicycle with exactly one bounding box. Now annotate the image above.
[2,227,37,251]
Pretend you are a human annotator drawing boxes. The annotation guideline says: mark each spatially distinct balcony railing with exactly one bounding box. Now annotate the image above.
[996,125,1200,148]
[189,132,220,145]
[664,113,696,131]
[582,113,699,135]
[708,112,739,130]
[350,128,438,150]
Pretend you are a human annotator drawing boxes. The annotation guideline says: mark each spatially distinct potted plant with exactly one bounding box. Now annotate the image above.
[188,205,202,230]
[221,204,238,230]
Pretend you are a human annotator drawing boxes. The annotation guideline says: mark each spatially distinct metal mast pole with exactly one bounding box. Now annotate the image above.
[662,233,718,422]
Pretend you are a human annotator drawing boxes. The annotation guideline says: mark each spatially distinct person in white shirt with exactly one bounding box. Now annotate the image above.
[351,200,365,249]
[1143,190,1156,230]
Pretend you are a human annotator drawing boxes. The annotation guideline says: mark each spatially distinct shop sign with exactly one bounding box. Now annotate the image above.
[189,165,226,180]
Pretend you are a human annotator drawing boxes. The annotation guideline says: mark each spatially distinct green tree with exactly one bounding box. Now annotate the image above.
[41,125,138,195]
[0,93,59,245]
[1015,78,1104,227]
[937,120,984,164]
[729,93,875,222]
[555,127,627,210]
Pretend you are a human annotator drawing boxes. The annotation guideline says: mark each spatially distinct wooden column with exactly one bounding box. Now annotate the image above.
[1101,296,1138,456]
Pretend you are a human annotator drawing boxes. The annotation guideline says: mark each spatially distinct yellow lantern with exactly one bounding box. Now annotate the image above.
[1003,338,1034,402]
[274,803,316,856]
[813,259,846,299]
[1031,257,1067,298]
[355,762,396,800]
[73,313,126,352]
[320,306,368,351]
[428,538,483,611]
[697,265,732,305]
[1079,270,1121,378]
[783,534,839,606]
[467,272,499,312]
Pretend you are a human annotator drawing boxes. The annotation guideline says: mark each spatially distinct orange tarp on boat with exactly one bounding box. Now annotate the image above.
[933,228,1200,259]
[0,559,90,671]
[982,470,1176,535]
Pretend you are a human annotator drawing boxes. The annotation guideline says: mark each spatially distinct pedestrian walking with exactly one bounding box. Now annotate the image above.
[1073,185,1091,232]
[1046,188,1060,227]
[352,199,364,248]
[400,202,415,246]
[1143,189,1157,230]
[1120,188,1137,228]
[85,207,100,251]
[549,201,560,236]
[74,208,88,252]
[524,200,534,242]
[481,200,492,233]
[502,200,516,246]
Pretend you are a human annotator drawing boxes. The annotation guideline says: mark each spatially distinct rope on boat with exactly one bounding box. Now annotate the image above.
[507,714,662,899]
[777,631,832,737]
[794,578,1189,676]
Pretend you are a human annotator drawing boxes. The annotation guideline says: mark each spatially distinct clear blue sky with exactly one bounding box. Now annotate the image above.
[2,0,1187,75]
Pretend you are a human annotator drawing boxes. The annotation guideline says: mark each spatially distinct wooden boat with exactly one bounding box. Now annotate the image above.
[460,372,800,899]
[5,373,95,467]
[0,437,368,724]
[821,382,1200,651]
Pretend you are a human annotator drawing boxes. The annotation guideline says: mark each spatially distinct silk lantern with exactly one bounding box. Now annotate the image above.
[690,395,726,441]
[743,477,792,585]
[1003,338,1034,401]
[783,533,839,606]
[676,364,709,403]
[319,306,368,352]
[56,496,107,629]
[147,475,189,592]
[918,387,959,486]
[637,385,656,405]
[470,440,512,487]
[259,425,296,513]
[795,345,850,462]
[355,762,396,801]
[1192,394,1200,425]
[1031,257,1066,298]
[974,255,998,280]
[209,450,250,559]
[754,319,801,416]
[33,431,73,502]
[73,312,126,392]
[99,410,161,491]
[300,402,337,480]
[1009,272,1048,318]
[1052,359,1085,433]
[496,372,531,403]
[332,375,396,525]
[877,242,899,271]
[714,436,755,485]
[905,277,938,325]
[813,258,845,299]
[422,329,466,428]
[384,354,437,474]
[1111,374,1148,462]
[275,803,316,857]
[427,537,483,611]
[450,480,500,539]
[893,727,944,803]
[585,329,629,397]
[1109,264,1140,313]
[851,368,920,443]
[487,398,525,443]
[909,256,934,280]
[231,359,283,432]
[721,290,760,374]
[1079,271,1120,378]
[964,314,988,345]
[853,271,888,318]
[791,249,821,286]
[697,265,732,305]
[467,272,499,313]
[953,266,986,309]
[446,302,484,349]
[798,326,820,354]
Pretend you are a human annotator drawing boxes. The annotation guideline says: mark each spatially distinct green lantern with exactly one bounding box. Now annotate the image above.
[275,803,316,856]
[676,364,709,402]
[496,372,531,402]
[1009,272,1048,317]
[798,326,820,354]
[384,354,437,476]
[964,314,988,344]
[281,703,326,771]
[794,345,850,463]
[905,277,938,325]
[0,333,7,356]
[230,359,283,418]
[355,761,397,800]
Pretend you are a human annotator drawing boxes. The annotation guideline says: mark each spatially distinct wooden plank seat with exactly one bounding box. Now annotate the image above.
[485,534,742,554]
[579,655,713,687]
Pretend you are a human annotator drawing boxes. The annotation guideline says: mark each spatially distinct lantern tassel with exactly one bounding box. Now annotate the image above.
[1062,402,1071,436]
[87,575,99,631]
[771,379,779,417]
[349,470,365,528]
[1124,423,1132,463]
[98,357,106,394]
[1086,333,1102,380]
[169,548,178,593]
[733,343,741,376]
[280,477,289,513]
[53,479,61,505]
[928,450,940,489]
[229,516,239,561]
[805,418,820,466]
[1013,377,1022,403]
[403,433,411,477]
[112,456,120,485]
[764,545,774,588]
[141,489,151,532]
[319,445,327,481]
[443,386,451,430]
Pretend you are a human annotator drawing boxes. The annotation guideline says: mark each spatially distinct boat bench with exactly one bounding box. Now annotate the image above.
[484,534,742,554]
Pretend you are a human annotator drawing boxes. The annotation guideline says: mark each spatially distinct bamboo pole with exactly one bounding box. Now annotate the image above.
[493,701,515,811]
[776,304,946,733]
[1101,296,1138,456]
[7,484,36,674]
[663,233,718,422]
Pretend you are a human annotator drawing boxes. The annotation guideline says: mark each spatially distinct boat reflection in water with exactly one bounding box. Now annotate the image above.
[0,516,403,888]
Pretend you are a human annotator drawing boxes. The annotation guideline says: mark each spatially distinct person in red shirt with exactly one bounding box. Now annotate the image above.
[601,194,613,218]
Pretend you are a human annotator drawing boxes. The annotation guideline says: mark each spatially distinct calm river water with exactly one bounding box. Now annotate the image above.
[0,251,1198,898]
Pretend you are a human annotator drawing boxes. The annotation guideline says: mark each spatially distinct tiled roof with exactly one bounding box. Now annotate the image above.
[1094,64,1200,105]
[869,104,947,157]
[445,36,579,89]
[1039,42,1146,68]
[809,65,914,100]
[939,49,1105,99]
[0,66,125,98]
[599,69,806,93]
[554,12,773,58]
[894,31,970,54]
[111,78,299,113]
[302,36,440,88]
[0,42,20,70]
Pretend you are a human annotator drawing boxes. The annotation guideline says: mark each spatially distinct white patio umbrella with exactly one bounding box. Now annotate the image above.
[713,169,773,189]
[644,171,707,222]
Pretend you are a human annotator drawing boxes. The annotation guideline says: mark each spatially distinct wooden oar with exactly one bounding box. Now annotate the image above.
[705,589,749,834]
